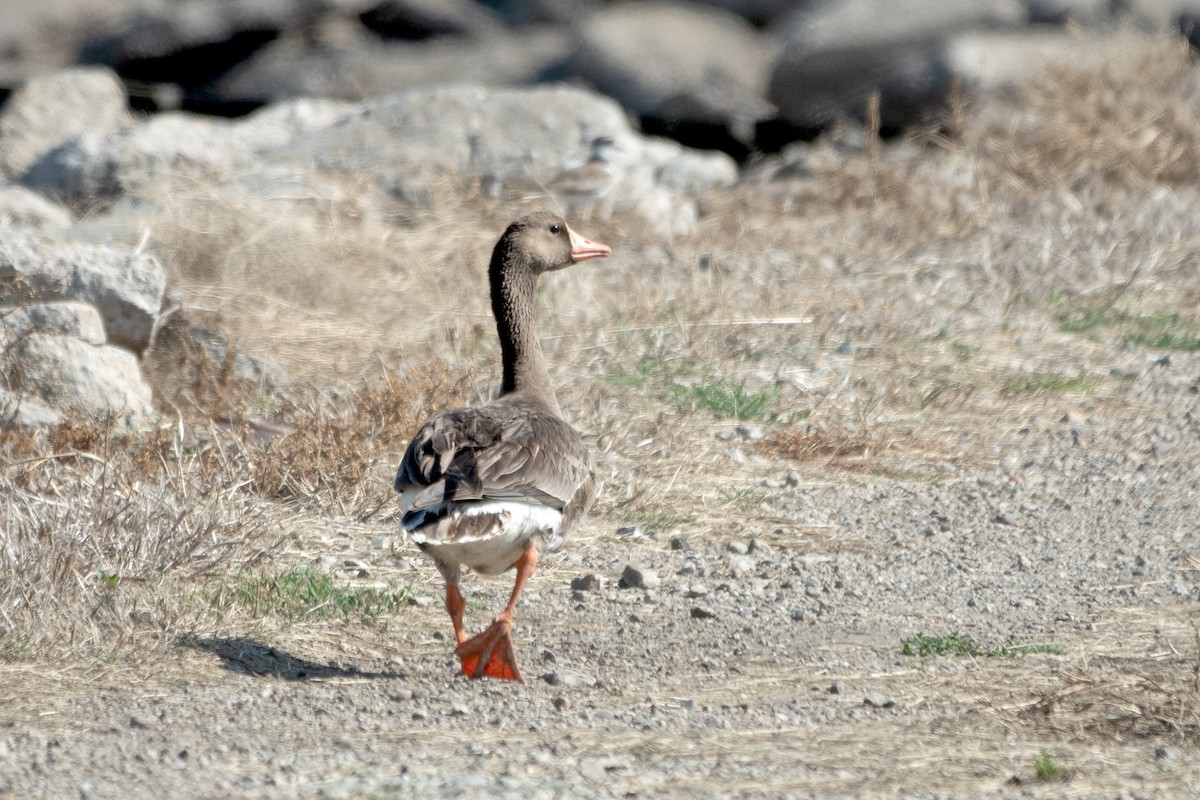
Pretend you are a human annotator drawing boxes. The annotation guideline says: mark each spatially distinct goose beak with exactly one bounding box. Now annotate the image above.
[568,227,612,263]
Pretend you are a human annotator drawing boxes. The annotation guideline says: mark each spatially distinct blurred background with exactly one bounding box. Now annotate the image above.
[4,0,1200,160]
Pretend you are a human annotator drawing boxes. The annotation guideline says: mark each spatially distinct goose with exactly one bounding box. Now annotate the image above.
[394,212,611,683]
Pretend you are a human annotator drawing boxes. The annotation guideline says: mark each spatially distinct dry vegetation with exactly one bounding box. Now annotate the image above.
[2,30,1200,795]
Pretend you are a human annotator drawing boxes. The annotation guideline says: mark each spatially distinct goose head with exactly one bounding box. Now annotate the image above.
[498,212,611,274]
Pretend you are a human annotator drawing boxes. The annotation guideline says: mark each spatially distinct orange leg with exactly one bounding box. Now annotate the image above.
[446,583,468,645]
[455,545,538,683]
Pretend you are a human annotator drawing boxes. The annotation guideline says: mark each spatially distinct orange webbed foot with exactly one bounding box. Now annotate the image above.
[455,619,525,683]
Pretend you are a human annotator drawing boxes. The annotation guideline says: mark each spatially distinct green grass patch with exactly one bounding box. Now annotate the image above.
[948,341,980,362]
[1056,303,1200,352]
[1034,749,1066,782]
[206,566,411,622]
[1003,372,1095,396]
[671,379,781,421]
[901,632,1065,658]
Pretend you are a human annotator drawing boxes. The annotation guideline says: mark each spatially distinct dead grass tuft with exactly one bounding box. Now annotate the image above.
[0,419,288,659]
[246,367,467,518]
[984,34,1200,191]
[1022,660,1200,742]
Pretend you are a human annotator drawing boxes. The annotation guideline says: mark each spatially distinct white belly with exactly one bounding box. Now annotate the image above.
[408,500,563,575]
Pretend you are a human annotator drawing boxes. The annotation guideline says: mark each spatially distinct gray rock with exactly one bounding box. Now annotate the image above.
[768,0,1025,128]
[0,235,166,353]
[735,424,763,442]
[82,0,368,73]
[747,538,775,558]
[687,583,710,598]
[829,680,845,694]
[568,2,778,143]
[863,691,895,708]
[0,68,130,180]
[0,389,65,429]
[725,540,749,555]
[359,0,502,39]
[0,186,71,230]
[620,565,660,590]
[1,302,107,346]
[541,669,597,688]
[570,574,606,592]
[995,511,1019,526]
[7,334,154,427]
[210,28,569,104]
[691,605,718,619]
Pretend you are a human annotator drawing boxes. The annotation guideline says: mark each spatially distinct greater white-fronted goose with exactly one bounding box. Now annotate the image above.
[394,212,611,683]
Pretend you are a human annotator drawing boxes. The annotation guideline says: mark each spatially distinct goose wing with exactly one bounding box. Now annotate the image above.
[395,400,590,529]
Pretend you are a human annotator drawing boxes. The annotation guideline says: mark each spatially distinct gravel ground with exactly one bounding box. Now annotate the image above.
[2,352,1198,799]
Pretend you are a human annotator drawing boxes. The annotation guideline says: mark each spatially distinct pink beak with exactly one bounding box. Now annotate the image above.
[568,227,612,262]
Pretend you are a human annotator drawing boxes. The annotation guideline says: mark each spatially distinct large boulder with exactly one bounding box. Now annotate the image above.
[1,302,156,429]
[0,68,131,180]
[568,2,778,144]
[768,0,1026,128]
[0,186,72,230]
[0,236,166,353]
[203,27,570,104]
[3,333,155,428]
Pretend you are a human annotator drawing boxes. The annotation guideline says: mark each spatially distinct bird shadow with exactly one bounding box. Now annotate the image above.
[177,634,406,681]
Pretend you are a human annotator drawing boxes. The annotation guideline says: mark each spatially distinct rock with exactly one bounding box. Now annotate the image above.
[0,302,107,346]
[0,68,131,180]
[0,186,71,230]
[359,0,503,39]
[620,565,660,590]
[0,236,166,353]
[669,535,692,552]
[687,583,710,598]
[747,538,775,558]
[0,389,65,429]
[541,669,597,688]
[942,30,1113,92]
[1025,0,1112,25]
[829,680,845,694]
[735,424,763,442]
[570,574,605,592]
[616,525,644,538]
[863,691,895,708]
[995,511,1019,526]
[207,27,570,105]
[6,334,155,427]
[790,608,806,621]
[768,0,1025,129]
[725,540,749,555]
[79,0,357,88]
[568,2,778,143]
[691,604,718,619]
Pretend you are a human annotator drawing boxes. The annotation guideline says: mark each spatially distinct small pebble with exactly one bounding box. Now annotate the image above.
[863,691,895,708]
[542,670,598,688]
[725,540,749,555]
[687,584,710,598]
[669,535,692,552]
[790,608,806,621]
[620,565,659,590]
[691,605,717,619]
[995,512,1019,526]
[571,574,605,592]
[735,424,763,442]
[829,680,845,695]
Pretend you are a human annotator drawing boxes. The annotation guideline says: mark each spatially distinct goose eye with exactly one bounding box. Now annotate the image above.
[549,224,561,234]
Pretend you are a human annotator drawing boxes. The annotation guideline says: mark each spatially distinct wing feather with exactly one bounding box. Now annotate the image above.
[395,398,590,526]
